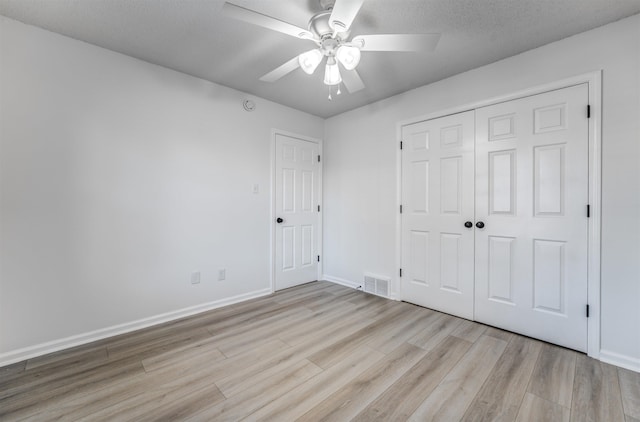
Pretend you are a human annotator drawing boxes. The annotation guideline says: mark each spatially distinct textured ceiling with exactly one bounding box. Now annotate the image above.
[1,0,639,118]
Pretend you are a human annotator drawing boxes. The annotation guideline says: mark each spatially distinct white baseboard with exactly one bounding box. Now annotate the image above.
[322,274,362,290]
[600,349,640,373]
[0,288,272,368]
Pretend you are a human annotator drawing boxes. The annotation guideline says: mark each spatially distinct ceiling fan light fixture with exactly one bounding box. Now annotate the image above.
[299,49,324,75]
[324,57,342,85]
[336,45,361,70]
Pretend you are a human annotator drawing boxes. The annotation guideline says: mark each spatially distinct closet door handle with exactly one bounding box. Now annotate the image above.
[464,221,473,228]
[476,221,485,229]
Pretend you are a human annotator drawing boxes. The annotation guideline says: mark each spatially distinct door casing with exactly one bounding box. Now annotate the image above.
[395,71,602,358]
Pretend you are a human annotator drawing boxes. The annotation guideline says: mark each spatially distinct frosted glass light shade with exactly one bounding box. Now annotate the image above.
[298,49,323,75]
[336,45,361,70]
[324,60,342,85]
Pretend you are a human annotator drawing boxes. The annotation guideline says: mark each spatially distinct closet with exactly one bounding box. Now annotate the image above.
[400,84,589,352]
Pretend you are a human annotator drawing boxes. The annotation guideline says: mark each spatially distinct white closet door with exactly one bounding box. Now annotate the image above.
[474,84,589,351]
[401,111,475,319]
[274,134,319,290]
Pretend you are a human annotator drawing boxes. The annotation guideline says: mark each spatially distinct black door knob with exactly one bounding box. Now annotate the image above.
[476,221,485,229]
[276,217,284,223]
[464,221,473,228]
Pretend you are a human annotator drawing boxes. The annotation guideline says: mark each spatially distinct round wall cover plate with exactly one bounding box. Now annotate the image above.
[243,100,256,111]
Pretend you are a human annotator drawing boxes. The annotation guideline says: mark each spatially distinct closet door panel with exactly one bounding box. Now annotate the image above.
[475,84,589,352]
[401,111,475,319]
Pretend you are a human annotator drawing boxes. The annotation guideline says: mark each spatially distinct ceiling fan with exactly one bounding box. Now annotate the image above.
[222,0,441,98]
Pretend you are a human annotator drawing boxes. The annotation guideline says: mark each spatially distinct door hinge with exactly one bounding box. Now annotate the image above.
[317,155,321,162]
[317,255,320,262]
[400,141,403,150]
[587,105,591,118]
[586,304,590,318]
[399,268,403,277]
[400,204,403,214]
[587,204,590,218]
[318,205,321,212]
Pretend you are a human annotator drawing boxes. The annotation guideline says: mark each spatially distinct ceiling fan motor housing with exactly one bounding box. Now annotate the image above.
[308,10,334,39]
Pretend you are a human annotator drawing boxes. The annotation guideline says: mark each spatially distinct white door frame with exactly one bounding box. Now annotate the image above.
[270,129,323,293]
[395,71,602,359]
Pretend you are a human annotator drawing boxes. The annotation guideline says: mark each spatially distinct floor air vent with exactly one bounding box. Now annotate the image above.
[363,274,390,298]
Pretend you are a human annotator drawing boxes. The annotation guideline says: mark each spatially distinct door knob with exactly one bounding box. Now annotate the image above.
[276,217,284,223]
[464,221,473,228]
[476,221,485,229]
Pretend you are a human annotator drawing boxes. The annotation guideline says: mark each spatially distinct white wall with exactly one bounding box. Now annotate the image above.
[0,16,324,362]
[324,14,640,369]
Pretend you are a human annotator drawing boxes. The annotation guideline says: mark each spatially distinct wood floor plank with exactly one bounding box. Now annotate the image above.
[408,335,508,421]
[212,311,377,396]
[307,303,414,368]
[0,356,145,419]
[281,290,342,309]
[78,363,227,421]
[186,360,322,421]
[141,343,226,372]
[461,335,542,422]
[273,288,334,306]
[204,305,312,341]
[27,339,289,421]
[243,345,385,421]
[516,392,570,422]
[451,319,488,343]
[214,307,316,357]
[408,312,463,352]
[571,354,625,422]
[25,344,108,371]
[0,361,26,380]
[106,327,212,361]
[278,301,361,346]
[365,305,437,354]
[352,336,472,421]
[191,299,296,335]
[316,281,353,295]
[137,383,225,422]
[484,326,516,343]
[346,290,390,306]
[280,309,374,348]
[330,289,365,303]
[271,282,329,303]
[527,343,577,408]
[619,367,640,419]
[298,342,429,421]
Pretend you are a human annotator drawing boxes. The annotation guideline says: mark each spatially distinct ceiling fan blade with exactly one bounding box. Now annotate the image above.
[259,56,301,83]
[222,2,314,40]
[329,0,365,32]
[341,68,365,93]
[353,33,441,52]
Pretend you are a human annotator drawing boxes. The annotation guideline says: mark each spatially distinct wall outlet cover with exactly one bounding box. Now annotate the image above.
[191,272,201,284]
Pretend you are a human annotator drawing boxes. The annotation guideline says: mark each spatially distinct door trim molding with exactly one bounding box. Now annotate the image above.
[395,71,602,359]
[270,129,323,293]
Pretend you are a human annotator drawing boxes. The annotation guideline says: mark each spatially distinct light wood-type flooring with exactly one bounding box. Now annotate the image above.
[1,281,639,421]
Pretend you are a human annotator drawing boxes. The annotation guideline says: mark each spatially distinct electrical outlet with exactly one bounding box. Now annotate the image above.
[218,269,226,281]
[252,184,259,194]
[191,271,201,284]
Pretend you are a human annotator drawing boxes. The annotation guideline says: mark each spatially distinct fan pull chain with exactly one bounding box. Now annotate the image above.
[327,84,342,101]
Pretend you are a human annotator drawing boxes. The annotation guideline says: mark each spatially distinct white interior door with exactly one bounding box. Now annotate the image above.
[274,134,319,291]
[474,84,589,351]
[401,111,476,319]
